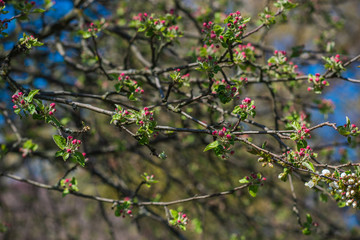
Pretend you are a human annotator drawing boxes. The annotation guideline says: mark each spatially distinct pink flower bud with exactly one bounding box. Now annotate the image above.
[67,136,73,140]
[50,103,56,108]
[315,73,320,77]
[72,140,77,145]
[82,152,86,157]
[18,92,23,96]
[226,134,232,140]
[49,111,53,115]
[77,140,81,144]
[68,183,72,187]
[65,179,69,183]
[13,105,18,109]
[352,124,356,128]
[127,210,132,214]
[218,131,225,137]
[67,149,72,153]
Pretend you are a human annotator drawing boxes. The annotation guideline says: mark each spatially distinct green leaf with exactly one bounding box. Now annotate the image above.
[28,104,36,114]
[55,150,64,157]
[53,135,67,150]
[203,141,219,152]
[297,139,307,150]
[239,178,249,184]
[302,161,315,172]
[26,89,39,102]
[302,228,311,235]
[62,188,69,197]
[14,108,21,115]
[73,151,86,167]
[248,185,258,197]
[48,116,62,127]
[63,152,70,161]
[306,213,312,224]
[170,209,178,218]
[32,8,45,13]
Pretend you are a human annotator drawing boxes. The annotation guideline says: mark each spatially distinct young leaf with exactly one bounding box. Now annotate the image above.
[302,161,315,172]
[26,89,39,102]
[73,151,86,167]
[248,185,258,197]
[203,141,219,152]
[53,135,67,150]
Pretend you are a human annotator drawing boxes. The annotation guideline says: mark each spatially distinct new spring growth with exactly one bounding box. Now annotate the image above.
[202,11,250,47]
[60,177,78,197]
[114,197,133,218]
[142,173,159,187]
[233,43,256,63]
[307,73,329,94]
[65,136,82,154]
[169,209,189,230]
[205,126,235,159]
[232,97,256,120]
[116,73,144,100]
[212,79,240,104]
[170,68,190,87]
[239,173,267,197]
[323,54,345,73]
[267,50,299,78]
[306,169,360,209]
[11,92,25,110]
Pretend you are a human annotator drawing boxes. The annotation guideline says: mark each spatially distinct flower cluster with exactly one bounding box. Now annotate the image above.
[212,80,239,104]
[53,135,86,166]
[196,55,221,78]
[18,33,43,52]
[169,209,189,230]
[239,173,267,197]
[135,107,157,145]
[337,117,360,140]
[48,103,56,115]
[12,90,39,116]
[233,43,256,64]
[290,121,311,141]
[65,136,83,154]
[169,69,190,88]
[110,105,132,125]
[19,139,38,158]
[232,97,256,120]
[60,177,79,197]
[11,92,26,110]
[309,169,360,209]
[142,173,158,187]
[259,7,276,25]
[332,172,360,209]
[204,127,235,159]
[316,99,335,117]
[114,197,133,218]
[323,54,345,73]
[267,50,299,78]
[130,12,182,41]
[307,73,329,94]
[283,146,316,170]
[115,73,144,101]
[202,11,250,47]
